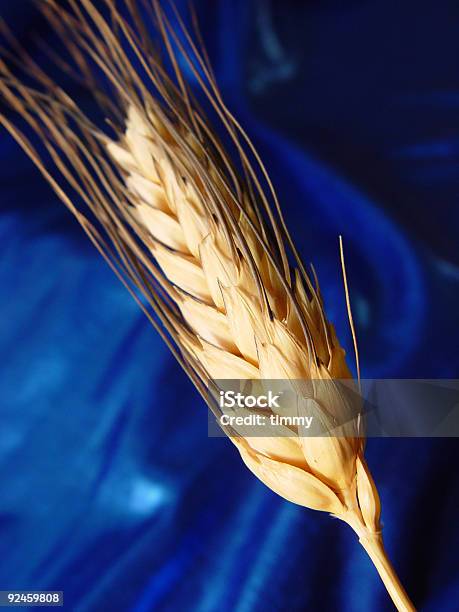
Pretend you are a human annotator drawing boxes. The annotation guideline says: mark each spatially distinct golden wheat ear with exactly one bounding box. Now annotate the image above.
[0,2,415,609]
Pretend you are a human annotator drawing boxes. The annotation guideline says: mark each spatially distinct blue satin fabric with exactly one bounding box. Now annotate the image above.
[1,2,458,611]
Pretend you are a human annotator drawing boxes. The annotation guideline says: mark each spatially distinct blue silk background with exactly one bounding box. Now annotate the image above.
[1,1,458,611]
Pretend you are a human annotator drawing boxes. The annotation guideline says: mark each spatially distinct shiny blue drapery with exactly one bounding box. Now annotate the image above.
[1,1,458,610]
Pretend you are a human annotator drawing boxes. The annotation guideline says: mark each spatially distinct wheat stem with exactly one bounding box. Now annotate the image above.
[359,534,415,612]
[344,517,414,610]
[340,485,415,612]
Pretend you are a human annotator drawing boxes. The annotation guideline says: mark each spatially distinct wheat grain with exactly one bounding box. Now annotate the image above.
[106,102,358,504]
[0,2,415,609]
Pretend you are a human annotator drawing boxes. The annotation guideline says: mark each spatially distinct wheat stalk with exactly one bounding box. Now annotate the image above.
[0,1,415,609]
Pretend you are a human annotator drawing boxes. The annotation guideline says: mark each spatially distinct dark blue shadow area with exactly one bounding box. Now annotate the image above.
[0,1,458,611]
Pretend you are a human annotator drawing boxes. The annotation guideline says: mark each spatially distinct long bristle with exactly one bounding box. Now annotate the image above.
[0,0,356,487]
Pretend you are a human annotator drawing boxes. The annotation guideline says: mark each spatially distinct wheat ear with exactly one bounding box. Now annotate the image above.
[108,103,414,612]
[0,1,414,609]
